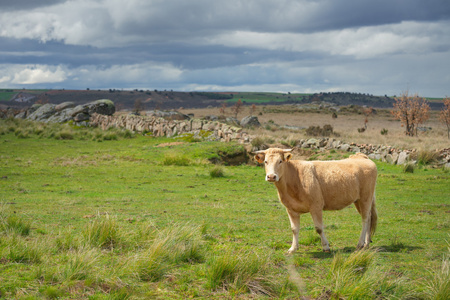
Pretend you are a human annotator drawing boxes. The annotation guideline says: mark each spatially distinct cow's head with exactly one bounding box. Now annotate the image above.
[254,148,293,182]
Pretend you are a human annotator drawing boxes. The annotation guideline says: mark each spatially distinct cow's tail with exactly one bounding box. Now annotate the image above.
[370,193,378,239]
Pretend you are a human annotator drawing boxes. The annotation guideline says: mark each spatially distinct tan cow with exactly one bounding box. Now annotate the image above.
[254,148,377,253]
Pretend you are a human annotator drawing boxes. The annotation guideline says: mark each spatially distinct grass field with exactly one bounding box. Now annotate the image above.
[180,105,450,151]
[0,89,49,102]
[0,118,449,299]
[224,92,312,104]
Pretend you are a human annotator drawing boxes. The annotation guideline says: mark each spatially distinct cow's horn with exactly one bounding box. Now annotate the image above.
[253,150,267,154]
[282,149,293,152]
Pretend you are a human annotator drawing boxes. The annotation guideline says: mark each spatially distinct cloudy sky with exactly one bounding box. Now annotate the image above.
[0,0,449,97]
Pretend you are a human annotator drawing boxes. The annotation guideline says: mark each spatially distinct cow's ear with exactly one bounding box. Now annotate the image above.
[254,153,265,164]
[285,153,292,161]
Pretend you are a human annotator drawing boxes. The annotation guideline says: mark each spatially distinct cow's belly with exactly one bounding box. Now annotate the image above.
[320,179,360,210]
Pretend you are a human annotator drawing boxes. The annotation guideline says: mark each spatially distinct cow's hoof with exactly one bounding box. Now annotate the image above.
[287,248,297,255]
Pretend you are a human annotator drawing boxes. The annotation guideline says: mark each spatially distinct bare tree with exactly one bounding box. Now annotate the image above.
[362,106,373,130]
[232,99,243,119]
[440,97,450,139]
[133,99,145,115]
[391,91,430,136]
[250,103,257,115]
[219,103,227,117]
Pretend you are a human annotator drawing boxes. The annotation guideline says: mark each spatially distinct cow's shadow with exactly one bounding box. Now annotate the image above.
[376,244,423,253]
[307,244,423,259]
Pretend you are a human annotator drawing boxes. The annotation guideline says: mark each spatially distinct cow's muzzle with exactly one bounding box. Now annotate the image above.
[266,174,279,182]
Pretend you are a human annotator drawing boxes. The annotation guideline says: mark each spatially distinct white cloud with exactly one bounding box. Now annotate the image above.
[10,65,67,84]
[208,21,450,59]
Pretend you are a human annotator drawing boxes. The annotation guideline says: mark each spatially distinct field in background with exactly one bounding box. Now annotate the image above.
[180,105,449,151]
[0,119,449,299]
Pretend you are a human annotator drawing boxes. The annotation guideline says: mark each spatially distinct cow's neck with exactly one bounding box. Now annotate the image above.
[274,162,301,193]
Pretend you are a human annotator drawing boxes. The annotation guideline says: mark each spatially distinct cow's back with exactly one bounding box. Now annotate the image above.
[295,157,377,210]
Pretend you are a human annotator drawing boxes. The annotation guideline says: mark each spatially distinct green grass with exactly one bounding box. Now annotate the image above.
[0,118,449,298]
[0,89,48,101]
[225,92,312,104]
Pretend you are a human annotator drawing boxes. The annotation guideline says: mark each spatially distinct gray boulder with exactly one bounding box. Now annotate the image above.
[226,117,240,126]
[240,115,261,128]
[55,102,76,111]
[397,151,409,165]
[27,104,57,122]
[73,113,90,122]
[71,99,115,117]
[147,110,190,120]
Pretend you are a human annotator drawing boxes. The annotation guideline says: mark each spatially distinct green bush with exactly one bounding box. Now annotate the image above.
[414,149,440,166]
[403,163,415,173]
[210,166,225,178]
[163,153,191,166]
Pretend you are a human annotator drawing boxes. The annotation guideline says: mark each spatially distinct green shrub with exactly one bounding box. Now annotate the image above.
[281,138,297,148]
[210,165,225,178]
[306,124,335,137]
[251,136,266,149]
[163,153,191,166]
[403,163,415,173]
[414,149,440,166]
[57,130,75,140]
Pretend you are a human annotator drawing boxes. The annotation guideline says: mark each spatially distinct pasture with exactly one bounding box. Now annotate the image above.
[0,118,449,299]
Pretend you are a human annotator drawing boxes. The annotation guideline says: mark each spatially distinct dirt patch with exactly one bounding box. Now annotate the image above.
[155,142,185,147]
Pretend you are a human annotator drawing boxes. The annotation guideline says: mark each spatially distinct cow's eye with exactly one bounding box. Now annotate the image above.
[264,161,268,164]
[279,160,283,164]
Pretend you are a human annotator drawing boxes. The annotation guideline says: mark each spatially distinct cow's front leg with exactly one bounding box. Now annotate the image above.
[286,209,300,254]
[310,209,330,252]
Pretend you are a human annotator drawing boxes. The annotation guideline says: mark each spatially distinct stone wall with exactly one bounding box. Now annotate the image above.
[90,113,252,143]
[298,137,450,167]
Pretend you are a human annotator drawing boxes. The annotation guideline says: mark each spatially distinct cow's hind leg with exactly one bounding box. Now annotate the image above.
[354,199,372,249]
[310,209,330,252]
[286,209,300,254]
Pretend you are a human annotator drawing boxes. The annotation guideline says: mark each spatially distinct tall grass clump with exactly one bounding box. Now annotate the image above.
[403,162,415,173]
[162,153,191,166]
[136,223,204,282]
[323,249,414,299]
[422,247,450,300]
[82,215,121,249]
[206,248,278,297]
[210,165,225,178]
[0,205,31,236]
[58,248,100,282]
[2,236,43,264]
[55,227,80,251]
[414,149,440,166]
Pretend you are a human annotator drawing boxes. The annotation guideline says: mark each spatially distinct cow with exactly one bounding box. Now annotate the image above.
[254,148,378,253]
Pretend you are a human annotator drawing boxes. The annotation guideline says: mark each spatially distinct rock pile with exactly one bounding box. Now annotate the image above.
[10,99,115,125]
[90,113,252,143]
[298,137,450,167]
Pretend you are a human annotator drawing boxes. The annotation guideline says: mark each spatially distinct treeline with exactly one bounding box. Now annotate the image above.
[194,92,234,100]
[304,92,393,108]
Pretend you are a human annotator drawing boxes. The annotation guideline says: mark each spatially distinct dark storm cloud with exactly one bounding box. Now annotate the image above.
[0,0,68,11]
[0,0,449,96]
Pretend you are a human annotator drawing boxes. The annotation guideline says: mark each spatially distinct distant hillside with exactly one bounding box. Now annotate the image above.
[0,89,444,110]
